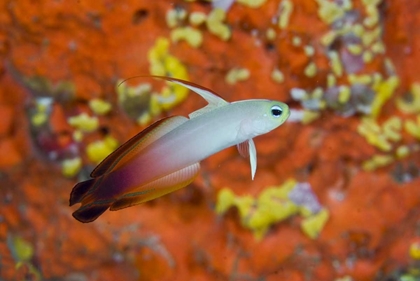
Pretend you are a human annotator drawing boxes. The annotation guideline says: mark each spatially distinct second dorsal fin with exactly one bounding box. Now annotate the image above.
[90,116,188,178]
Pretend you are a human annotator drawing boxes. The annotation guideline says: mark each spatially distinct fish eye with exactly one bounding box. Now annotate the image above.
[270,105,283,118]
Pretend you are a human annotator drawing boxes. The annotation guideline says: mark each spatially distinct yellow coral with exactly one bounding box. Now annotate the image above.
[170,26,203,48]
[278,0,293,29]
[72,130,83,142]
[67,113,99,132]
[382,116,402,142]
[370,75,400,118]
[189,12,207,26]
[146,37,190,112]
[348,74,372,85]
[86,135,119,164]
[347,44,363,55]
[206,8,231,41]
[321,30,337,47]
[234,196,255,219]
[62,157,82,178]
[362,154,394,171]
[236,0,267,8]
[396,145,410,159]
[31,112,48,127]
[404,117,420,140]
[216,179,328,240]
[225,68,250,85]
[302,110,321,124]
[271,68,284,83]
[328,51,343,77]
[357,117,401,152]
[396,83,420,114]
[327,74,336,88]
[338,86,351,104]
[166,8,187,28]
[315,0,345,24]
[266,28,276,41]
[301,208,330,239]
[215,188,236,214]
[304,62,317,78]
[89,98,112,115]
[410,242,420,260]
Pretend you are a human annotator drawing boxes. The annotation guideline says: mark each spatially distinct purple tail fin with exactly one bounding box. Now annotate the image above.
[69,179,96,206]
[72,203,111,223]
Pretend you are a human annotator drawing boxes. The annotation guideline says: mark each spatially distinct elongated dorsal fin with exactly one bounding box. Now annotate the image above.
[90,116,188,177]
[236,139,257,180]
[152,76,229,118]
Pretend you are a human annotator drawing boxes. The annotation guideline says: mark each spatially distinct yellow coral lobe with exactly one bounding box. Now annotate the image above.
[67,113,99,132]
[347,44,363,55]
[304,62,317,78]
[396,145,410,159]
[404,119,420,140]
[170,26,203,48]
[410,242,420,260]
[189,12,207,26]
[321,30,337,47]
[302,110,320,124]
[166,8,187,28]
[31,112,48,127]
[327,74,336,87]
[146,37,190,113]
[206,8,231,41]
[234,196,255,219]
[278,0,293,29]
[338,86,351,104]
[11,236,34,262]
[215,188,236,214]
[72,130,83,142]
[301,209,330,239]
[304,45,315,57]
[86,136,119,164]
[271,68,284,83]
[328,51,343,77]
[315,0,345,24]
[266,28,276,41]
[136,112,152,126]
[89,98,112,115]
[62,157,82,178]
[225,68,250,85]
[396,83,420,114]
[312,87,324,99]
[382,116,402,142]
[362,154,394,171]
[236,0,267,8]
[370,75,400,118]
[348,74,372,85]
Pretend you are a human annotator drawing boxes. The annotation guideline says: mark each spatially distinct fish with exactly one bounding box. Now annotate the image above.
[69,76,290,223]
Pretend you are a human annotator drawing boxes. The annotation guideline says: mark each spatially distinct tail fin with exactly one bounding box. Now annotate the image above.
[72,203,111,223]
[69,179,96,206]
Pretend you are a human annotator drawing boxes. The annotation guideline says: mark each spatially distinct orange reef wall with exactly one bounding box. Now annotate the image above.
[0,0,420,280]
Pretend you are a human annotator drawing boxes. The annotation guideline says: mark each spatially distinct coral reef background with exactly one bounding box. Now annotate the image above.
[0,1,420,280]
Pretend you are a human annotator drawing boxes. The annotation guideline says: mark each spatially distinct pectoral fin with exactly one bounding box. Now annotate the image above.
[91,116,188,177]
[110,162,201,211]
[237,139,257,180]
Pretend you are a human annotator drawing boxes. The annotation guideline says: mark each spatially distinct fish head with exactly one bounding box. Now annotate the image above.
[239,100,290,138]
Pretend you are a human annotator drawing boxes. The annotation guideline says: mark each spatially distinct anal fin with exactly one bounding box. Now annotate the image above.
[110,163,200,211]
